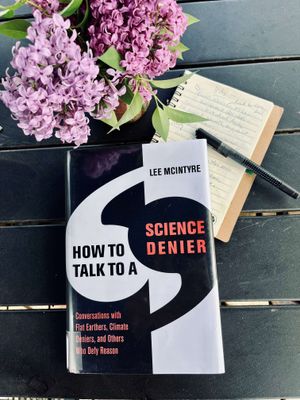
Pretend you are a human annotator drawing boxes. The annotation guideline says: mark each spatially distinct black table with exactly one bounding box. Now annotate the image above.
[0,0,300,398]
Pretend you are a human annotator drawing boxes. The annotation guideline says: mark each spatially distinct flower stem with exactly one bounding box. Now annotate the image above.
[26,0,50,16]
[154,95,165,107]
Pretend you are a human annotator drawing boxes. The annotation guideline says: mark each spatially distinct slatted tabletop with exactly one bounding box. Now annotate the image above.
[0,0,300,398]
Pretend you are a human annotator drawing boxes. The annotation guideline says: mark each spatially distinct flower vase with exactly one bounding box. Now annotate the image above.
[115,98,150,123]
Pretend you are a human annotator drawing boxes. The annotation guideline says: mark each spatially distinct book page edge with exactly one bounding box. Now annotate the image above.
[215,105,284,242]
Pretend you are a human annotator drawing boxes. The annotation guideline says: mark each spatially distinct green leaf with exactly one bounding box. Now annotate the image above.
[171,42,189,54]
[170,42,189,60]
[102,111,118,127]
[0,19,30,38]
[116,91,143,126]
[109,91,143,132]
[184,12,200,26]
[98,46,124,72]
[120,85,134,105]
[0,0,26,11]
[74,0,89,28]
[0,9,14,18]
[150,73,193,89]
[165,107,207,124]
[60,0,83,18]
[152,106,170,141]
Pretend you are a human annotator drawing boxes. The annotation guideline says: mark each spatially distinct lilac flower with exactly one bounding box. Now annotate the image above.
[56,110,90,144]
[90,69,126,120]
[88,0,188,92]
[1,1,190,145]
[0,11,121,145]
[29,0,60,14]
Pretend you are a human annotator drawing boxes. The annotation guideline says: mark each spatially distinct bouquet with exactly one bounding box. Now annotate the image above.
[0,0,204,145]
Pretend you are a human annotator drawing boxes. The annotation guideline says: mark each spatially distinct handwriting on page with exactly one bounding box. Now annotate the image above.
[163,74,274,235]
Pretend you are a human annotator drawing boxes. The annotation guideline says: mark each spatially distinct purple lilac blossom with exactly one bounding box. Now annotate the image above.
[0,11,122,145]
[30,0,60,14]
[88,0,187,99]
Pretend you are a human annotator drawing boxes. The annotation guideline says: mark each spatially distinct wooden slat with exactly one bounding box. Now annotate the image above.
[0,134,298,223]
[0,308,299,397]
[2,0,300,70]
[0,1,30,17]
[245,133,300,212]
[0,225,65,306]
[1,61,300,149]
[1,216,299,305]
[179,0,300,64]
[216,215,300,300]
[0,148,67,221]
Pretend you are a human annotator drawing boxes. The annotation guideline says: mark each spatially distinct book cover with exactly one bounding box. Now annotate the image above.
[65,140,224,374]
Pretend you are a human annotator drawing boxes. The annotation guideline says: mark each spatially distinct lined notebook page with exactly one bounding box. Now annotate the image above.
[152,74,274,236]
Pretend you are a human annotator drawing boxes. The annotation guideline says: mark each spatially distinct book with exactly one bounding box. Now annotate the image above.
[65,140,224,374]
[152,73,284,242]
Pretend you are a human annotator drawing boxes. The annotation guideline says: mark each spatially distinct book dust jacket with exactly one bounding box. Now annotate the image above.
[66,140,224,374]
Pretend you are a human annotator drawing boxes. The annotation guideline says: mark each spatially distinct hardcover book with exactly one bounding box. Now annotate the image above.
[65,140,224,374]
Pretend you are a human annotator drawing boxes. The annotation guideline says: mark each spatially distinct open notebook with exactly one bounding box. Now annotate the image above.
[152,73,283,242]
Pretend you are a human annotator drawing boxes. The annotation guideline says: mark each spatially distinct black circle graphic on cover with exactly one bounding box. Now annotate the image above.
[102,182,215,332]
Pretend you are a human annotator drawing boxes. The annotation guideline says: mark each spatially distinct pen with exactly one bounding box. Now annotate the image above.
[195,128,299,199]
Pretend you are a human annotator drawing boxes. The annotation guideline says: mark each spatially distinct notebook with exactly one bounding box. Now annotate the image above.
[152,73,283,242]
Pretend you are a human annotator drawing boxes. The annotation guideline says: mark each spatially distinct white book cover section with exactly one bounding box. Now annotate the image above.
[66,140,224,374]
